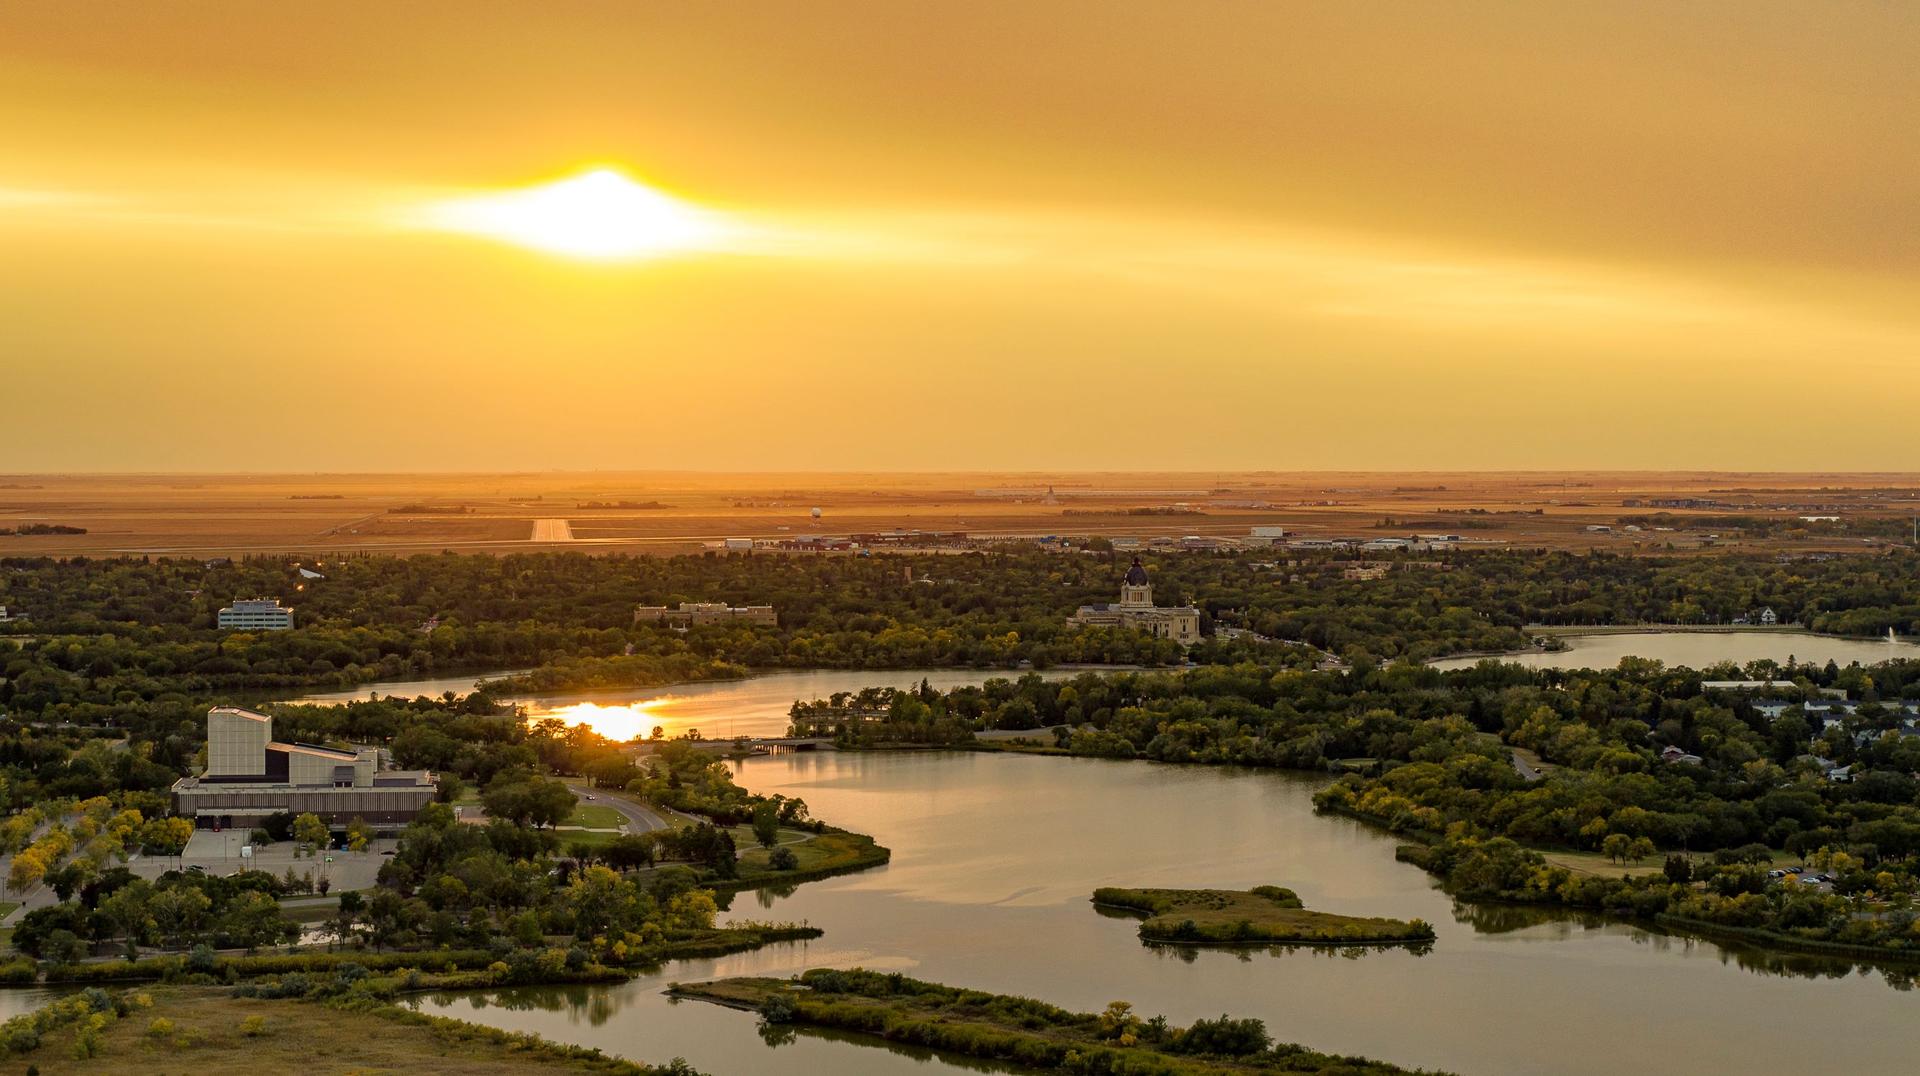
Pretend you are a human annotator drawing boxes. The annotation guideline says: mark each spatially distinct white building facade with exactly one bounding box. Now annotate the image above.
[217,598,294,631]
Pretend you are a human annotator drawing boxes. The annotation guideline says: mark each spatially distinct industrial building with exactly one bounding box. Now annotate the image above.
[172,706,437,828]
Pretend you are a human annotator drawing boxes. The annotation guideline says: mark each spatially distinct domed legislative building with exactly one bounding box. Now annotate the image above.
[1068,557,1200,644]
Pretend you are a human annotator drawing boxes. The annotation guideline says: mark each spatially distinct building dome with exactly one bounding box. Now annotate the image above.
[1123,557,1150,586]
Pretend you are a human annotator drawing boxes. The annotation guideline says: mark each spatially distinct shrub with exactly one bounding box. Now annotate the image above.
[240,1015,267,1037]
[187,944,217,973]
[1171,1014,1271,1057]
[759,994,797,1024]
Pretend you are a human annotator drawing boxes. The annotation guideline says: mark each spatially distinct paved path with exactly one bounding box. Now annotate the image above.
[1510,751,1546,783]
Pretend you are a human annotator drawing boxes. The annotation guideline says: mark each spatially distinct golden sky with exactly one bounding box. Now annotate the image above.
[3,2,1916,472]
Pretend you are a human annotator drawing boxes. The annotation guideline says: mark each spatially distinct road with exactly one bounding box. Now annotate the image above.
[529,517,574,542]
[568,785,674,833]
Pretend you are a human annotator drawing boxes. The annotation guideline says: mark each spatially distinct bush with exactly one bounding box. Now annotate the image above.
[187,944,217,973]
[1171,1015,1271,1057]
[240,1015,267,1037]
[768,847,798,871]
[759,993,797,1024]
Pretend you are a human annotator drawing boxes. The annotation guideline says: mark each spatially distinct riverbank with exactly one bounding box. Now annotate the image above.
[1427,625,1920,670]
[672,969,1441,1075]
[17,921,823,987]
[719,829,892,896]
[1092,886,1434,948]
[1528,623,1813,636]
[0,985,697,1074]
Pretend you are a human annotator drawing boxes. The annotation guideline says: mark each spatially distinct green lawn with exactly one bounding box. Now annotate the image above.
[1544,848,1802,879]
[563,803,627,829]
[277,897,342,924]
[733,829,889,882]
[724,824,812,849]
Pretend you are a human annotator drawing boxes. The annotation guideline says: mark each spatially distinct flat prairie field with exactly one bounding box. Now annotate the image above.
[0,470,1914,556]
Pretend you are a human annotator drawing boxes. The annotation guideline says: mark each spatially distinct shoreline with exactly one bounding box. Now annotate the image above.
[1429,624,1917,666]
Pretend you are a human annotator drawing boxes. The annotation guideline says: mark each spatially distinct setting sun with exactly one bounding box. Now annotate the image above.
[535,699,672,742]
[419,167,733,260]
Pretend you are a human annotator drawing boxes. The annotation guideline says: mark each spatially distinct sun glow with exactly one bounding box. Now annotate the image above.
[420,168,732,259]
[533,700,675,742]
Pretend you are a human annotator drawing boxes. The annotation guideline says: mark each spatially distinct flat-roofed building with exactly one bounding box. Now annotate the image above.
[633,602,778,628]
[173,705,435,829]
[217,598,294,631]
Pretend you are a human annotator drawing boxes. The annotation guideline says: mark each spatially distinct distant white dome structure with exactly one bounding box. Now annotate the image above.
[811,506,823,519]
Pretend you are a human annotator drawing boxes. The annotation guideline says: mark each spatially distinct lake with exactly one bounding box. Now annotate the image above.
[411,750,1920,1076]
[1430,629,1920,672]
[290,667,1092,741]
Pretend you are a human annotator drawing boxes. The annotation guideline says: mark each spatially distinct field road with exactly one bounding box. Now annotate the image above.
[529,518,574,542]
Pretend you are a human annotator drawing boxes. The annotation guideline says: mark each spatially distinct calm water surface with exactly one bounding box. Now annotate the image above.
[293,667,1087,740]
[1431,629,1920,672]
[414,751,1920,1076]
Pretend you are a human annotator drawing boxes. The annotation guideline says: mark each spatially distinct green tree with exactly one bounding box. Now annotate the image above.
[291,813,330,857]
[751,802,781,849]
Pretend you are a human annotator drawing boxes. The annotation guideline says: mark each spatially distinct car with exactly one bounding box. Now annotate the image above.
[186,864,206,873]
[380,849,396,856]
[583,795,594,801]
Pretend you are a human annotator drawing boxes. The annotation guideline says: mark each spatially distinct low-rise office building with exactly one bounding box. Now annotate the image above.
[172,705,436,829]
[633,602,778,628]
[217,598,294,631]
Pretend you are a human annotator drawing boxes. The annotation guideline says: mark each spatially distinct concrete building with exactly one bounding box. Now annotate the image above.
[217,598,294,631]
[633,602,778,628]
[1069,557,1200,644]
[172,705,436,829]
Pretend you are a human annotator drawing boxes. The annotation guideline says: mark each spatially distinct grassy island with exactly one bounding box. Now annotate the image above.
[1092,886,1435,947]
[673,969,1439,1075]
